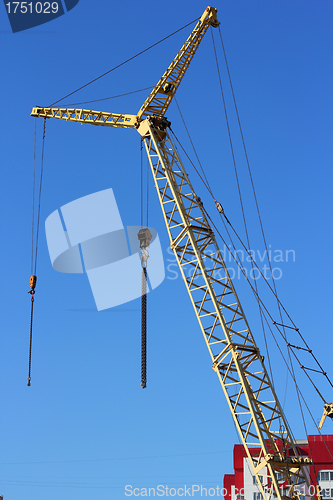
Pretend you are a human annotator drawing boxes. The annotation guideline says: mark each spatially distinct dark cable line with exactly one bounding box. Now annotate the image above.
[28,10,331,450]
[146,152,149,227]
[48,18,199,107]
[220,213,275,385]
[217,24,294,394]
[172,118,269,388]
[27,293,34,386]
[290,348,309,437]
[205,208,328,404]
[172,106,277,384]
[33,118,46,275]
[28,118,46,387]
[178,33,275,389]
[217,209,277,385]
[0,449,227,466]
[174,97,213,196]
[169,129,212,194]
[31,117,37,275]
[220,210,330,399]
[206,210,300,444]
[164,139,287,396]
[171,124,332,400]
[264,303,333,463]
[282,371,289,410]
[61,86,154,108]
[218,25,281,301]
[140,139,143,226]
[211,29,274,391]
[228,218,333,389]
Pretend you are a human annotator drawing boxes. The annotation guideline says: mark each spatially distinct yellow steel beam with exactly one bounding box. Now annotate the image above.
[31,107,137,128]
[31,7,219,127]
[137,6,219,120]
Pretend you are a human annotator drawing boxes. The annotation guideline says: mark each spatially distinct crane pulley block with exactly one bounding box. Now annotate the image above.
[138,116,171,139]
[201,6,220,27]
[29,274,37,292]
[137,228,152,249]
[161,82,174,95]
[318,402,333,430]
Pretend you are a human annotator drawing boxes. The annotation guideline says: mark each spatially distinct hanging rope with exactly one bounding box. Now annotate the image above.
[62,86,154,107]
[33,118,46,276]
[210,29,278,394]
[141,139,144,226]
[27,275,36,387]
[204,207,331,407]
[146,151,149,227]
[174,97,213,197]
[170,126,332,433]
[171,117,333,407]
[28,117,46,386]
[173,48,333,428]
[209,208,329,439]
[215,26,305,424]
[31,118,37,275]
[170,119,274,387]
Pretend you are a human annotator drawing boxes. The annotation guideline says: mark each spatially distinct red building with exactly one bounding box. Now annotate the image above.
[223,436,333,500]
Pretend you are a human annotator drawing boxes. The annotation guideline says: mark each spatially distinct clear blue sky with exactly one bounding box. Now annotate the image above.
[1,1,333,498]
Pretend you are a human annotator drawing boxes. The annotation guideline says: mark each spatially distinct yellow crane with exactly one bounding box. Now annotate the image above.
[31,7,315,500]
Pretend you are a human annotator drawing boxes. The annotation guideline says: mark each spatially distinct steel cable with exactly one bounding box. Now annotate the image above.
[48,18,200,107]
[210,29,276,389]
[216,26,305,422]
[33,118,46,275]
[28,117,46,386]
[27,292,34,386]
[31,117,37,275]
[204,208,328,404]
[171,121,332,402]
[62,86,154,107]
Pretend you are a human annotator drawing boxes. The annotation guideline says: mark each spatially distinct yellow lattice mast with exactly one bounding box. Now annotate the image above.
[31,7,314,500]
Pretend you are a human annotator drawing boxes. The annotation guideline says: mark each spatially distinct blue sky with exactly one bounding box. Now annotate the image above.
[1,1,333,498]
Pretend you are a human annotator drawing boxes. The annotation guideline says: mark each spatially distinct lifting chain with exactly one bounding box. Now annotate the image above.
[137,228,152,389]
[141,267,147,389]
